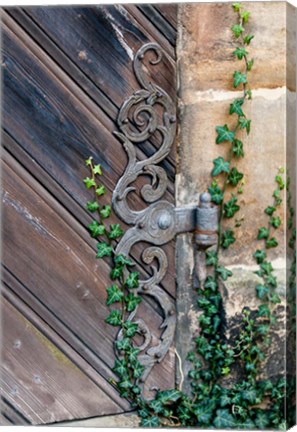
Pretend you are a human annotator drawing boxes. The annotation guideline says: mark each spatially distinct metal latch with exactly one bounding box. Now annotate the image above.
[112,42,218,386]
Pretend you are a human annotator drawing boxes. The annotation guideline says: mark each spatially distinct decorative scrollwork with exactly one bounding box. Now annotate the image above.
[112,43,177,388]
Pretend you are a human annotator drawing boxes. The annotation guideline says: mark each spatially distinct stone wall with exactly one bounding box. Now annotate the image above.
[176,2,296,390]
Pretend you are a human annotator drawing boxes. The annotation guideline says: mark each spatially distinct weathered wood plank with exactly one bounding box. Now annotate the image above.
[2,20,176,293]
[2,152,175,393]
[0,398,30,425]
[137,5,176,46]
[154,4,177,30]
[1,297,123,424]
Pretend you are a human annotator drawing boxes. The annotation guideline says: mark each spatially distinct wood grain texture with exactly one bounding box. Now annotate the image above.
[2,4,177,422]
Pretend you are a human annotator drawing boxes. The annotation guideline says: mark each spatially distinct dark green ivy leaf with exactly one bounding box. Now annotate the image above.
[133,361,144,379]
[238,117,251,134]
[256,284,269,300]
[255,411,270,429]
[204,275,218,292]
[270,216,281,229]
[266,237,278,249]
[224,196,240,218]
[156,389,182,404]
[96,185,106,196]
[212,157,230,177]
[242,388,258,404]
[125,293,142,312]
[114,254,134,267]
[110,266,124,280]
[244,34,254,45]
[214,409,237,428]
[149,399,163,414]
[86,201,100,212]
[232,139,244,158]
[206,250,218,266]
[215,125,235,144]
[233,47,247,60]
[140,416,160,427]
[88,221,105,237]
[257,227,269,240]
[125,272,140,289]
[228,167,244,186]
[83,177,96,189]
[108,224,124,240]
[247,58,254,71]
[216,266,233,281]
[127,346,140,363]
[208,184,224,204]
[233,71,247,88]
[106,284,124,305]
[124,320,138,338]
[100,205,111,219]
[115,337,130,351]
[112,359,128,377]
[231,24,244,38]
[221,230,236,249]
[96,242,113,258]
[253,249,267,264]
[230,98,245,116]
[265,206,276,216]
[105,310,122,326]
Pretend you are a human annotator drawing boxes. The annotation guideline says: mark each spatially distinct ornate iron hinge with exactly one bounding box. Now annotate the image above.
[112,43,218,387]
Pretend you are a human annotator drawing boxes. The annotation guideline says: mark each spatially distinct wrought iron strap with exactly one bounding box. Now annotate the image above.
[112,43,177,384]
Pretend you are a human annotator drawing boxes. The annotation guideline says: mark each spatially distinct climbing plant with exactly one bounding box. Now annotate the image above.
[83,3,291,429]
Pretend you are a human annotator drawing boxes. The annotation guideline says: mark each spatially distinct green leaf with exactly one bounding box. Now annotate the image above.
[260,261,274,275]
[96,185,106,196]
[231,24,244,38]
[204,275,218,292]
[232,139,244,158]
[233,48,247,61]
[106,284,123,306]
[224,196,240,218]
[112,359,128,377]
[255,411,270,429]
[214,409,237,428]
[266,237,278,249]
[150,399,163,414]
[88,221,105,237]
[206,250,218,266]
[212,157,230,177]
[140,416,160,427]
[232,3,242,12]
[125,272,139,289]
[115,337,130,351]
[265,206,276,216]
[233,71,247,88]
[244,34,254,45]
[257,304,271,318]
[253,249,267,264]
[221,230,236,249]
[257,324,270,335]
[125,293,142,312]
[229,98,245,116]
[96,242,113,258]
[256,284,269,300]
[93,164,102,175]
[124,321,138,338]
[86,201,100,212]
[238,117,251,134]
[83,177,96,189]
[266,274,277,287]
[241,10,250,23]
[100,205,111,219]
[216,266,233,281]
[158,389,182,404]
[108,224,124,240]
[257,227,269,240]
[127,346,140,363]
[85,156,93,166]
[133,361,144,379]
[247,58,254,71]
[242,388,257,404]
[275,174,285,190]
[105,310,121,326]
[110,266,123,281]
[228,167,244,186]
[270,216,281,229]
[194,400,216,424]
[208,184,224,204]
[220,393,232,407]
[114,254,134,267]
[215,125,235,144]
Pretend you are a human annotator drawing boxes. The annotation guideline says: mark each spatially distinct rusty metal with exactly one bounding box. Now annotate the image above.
[113,42,218,387]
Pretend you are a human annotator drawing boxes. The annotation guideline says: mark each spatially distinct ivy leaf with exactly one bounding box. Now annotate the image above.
[224,196,240,218]
[125,293,142,312]
[247,59,254,71]
[85,156,93,166]
[124,320,138,338]
[256,284,269,300]
[220,394,232,407]
[115,337,130,351]
[133,361,144,379]
[232,139,244,158]
[112,359,128,377]
[265,206,276,216]
[96,242,113,258]
[255,411,270,429]
[229,98,245,116]
[212,157,230,177]
[228,167,244,186]
[86,201,100,212]
[105,310,121,326]
[253,249,267,264]
[242,388,258,404]
[257,227,269,240]
[110,266,124,281]
[257,304,271,318]
[216,266,233,281]
[270,216,281,228]
[83,177,96,189]
[88,221,105,237]
[241,10,250,23]
[221,230,236,249]
[106,284,123,306]
[269,293,281,304]
[93,164,102,175]
[215,125,235,144]
[157,389,182,404]
[238,117,251,134]
[244,34,254,45]
[266,274,277,288]
[125,272,139,289]
[233,48,247,61]
[257,324,270,336]
[140,416,160,427]
[231,24,244,38]
[208,184,224,204]
[206,250,218,266]
[266,237,278,248]
[100,205,111,219]
[149,399,163,414]
[108,224,124,240]
[275,174,285,190]
[260,261,274,275]
[194,401,216,424]
[232,3,242,12]
[127,346,140,363]
[96,185,106,196]
[114,254,133,267]
[233,71,247,88]
[214,409,237,428]
[204,276,218,292]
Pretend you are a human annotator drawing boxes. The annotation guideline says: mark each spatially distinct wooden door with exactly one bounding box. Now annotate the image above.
[1,4,177,425]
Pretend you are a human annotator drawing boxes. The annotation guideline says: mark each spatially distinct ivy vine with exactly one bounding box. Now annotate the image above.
[82,3,292,429]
